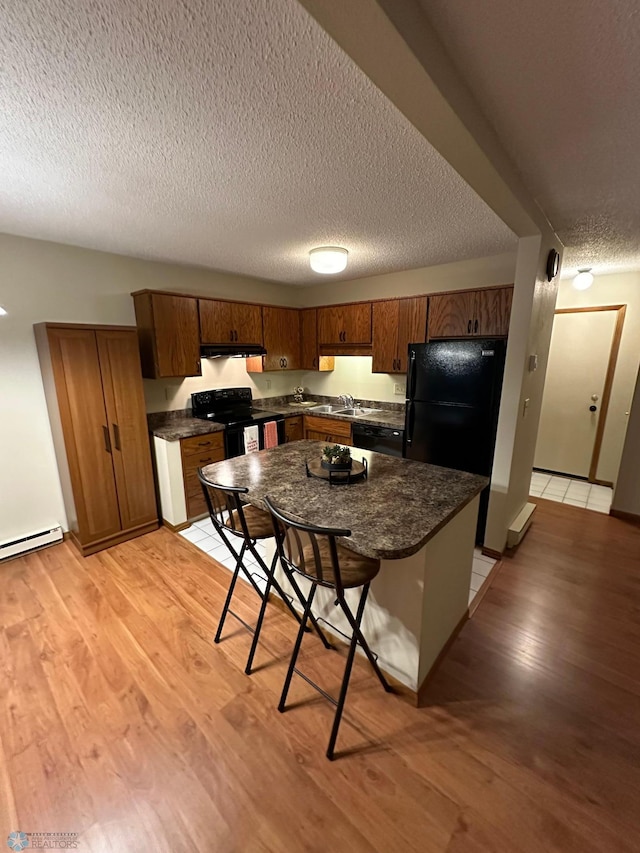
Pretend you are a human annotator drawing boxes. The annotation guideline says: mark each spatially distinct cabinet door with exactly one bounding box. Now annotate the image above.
[151,293,201,376]
[300,308,319,370]
[396,296,428,372]
[262,307,301,370]
[428,292,476,339]
[318,303,372,344]
[47,328,122,543]
[372,301,400,373]
[284,416,303,443]
[199,299,234,343]
[232,303,263,344]
[475,287,513,337]
[96,330,158,532]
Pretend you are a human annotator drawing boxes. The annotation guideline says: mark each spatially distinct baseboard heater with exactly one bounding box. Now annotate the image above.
[507,503,536,549]
[0,526,63,562]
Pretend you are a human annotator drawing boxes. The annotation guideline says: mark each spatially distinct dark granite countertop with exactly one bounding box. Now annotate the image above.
[149,397,406,440]
[200,440,487,560]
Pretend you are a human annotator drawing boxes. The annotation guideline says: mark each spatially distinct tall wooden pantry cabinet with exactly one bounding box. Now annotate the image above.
[35,324,158,556]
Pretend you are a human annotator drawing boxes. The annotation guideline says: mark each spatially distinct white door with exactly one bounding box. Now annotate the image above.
[534,310,617,479]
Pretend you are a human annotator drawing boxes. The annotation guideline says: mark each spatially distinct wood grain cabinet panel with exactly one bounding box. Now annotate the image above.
[475,287,513,337]
[303,415,352,445]
[428,288,513,339]
[373,297,427,373]
[199,299,263,345]
[133,292,201,378]
[428,291,477,339]
[317,303,372,345]
[35,324,159,556]
[247,306,301,372]
[180,432,225,520]
[284,416,303,443]
[300,308,334,372]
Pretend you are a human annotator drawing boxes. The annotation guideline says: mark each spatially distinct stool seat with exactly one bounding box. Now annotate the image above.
[302,540,379,588]
[231,504,274,540]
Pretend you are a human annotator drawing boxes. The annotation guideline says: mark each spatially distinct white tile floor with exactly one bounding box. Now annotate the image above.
[529,470,613,513]
[181,517,497,610]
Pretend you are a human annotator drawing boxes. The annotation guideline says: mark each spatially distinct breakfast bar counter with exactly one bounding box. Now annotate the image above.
[201,441,487,694]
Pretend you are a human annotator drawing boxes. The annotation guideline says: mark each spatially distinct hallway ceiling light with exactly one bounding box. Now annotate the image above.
[0,305,7,316]
[573,269,594,291]
[309,246,348,275]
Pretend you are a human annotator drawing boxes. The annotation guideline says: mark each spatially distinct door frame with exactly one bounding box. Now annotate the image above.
[552,304,626,484]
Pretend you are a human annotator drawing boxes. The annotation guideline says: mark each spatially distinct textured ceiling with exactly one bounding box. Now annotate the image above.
[420,0,640,276]
[0,0,515,286]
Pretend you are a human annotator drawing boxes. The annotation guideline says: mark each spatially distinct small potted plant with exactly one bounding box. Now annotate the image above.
[321,444,352,471]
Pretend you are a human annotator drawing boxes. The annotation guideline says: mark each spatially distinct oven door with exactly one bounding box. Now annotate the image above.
[224,419,285,458]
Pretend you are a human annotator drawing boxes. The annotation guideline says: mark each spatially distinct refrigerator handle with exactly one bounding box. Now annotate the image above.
[407,349,417,400]
[406,401,416,446]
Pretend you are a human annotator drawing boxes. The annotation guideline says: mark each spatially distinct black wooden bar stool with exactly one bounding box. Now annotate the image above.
[264,495,393,760]
[198,471,330,674]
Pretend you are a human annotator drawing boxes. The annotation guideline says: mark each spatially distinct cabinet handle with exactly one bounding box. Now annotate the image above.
[113,423,121,451]
[195,359,200,373]
[234,330,238,341]
[200,457,213,464]
[198,440,212,447]
[313,356,317,368]
[230,329,234,341]
[102,425,112,454]
[283,357,287,368]
[474,318,478,334]
[467,320,472,334]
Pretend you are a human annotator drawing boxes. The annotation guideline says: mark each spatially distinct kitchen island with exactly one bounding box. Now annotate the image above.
[201,440,486,696]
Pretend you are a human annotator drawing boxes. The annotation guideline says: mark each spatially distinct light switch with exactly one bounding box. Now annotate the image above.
[528,354,538,372]
[394,383,404,396]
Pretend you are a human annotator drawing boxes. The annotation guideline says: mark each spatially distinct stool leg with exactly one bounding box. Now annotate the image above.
[278,583,317,713]
[282,566,334,650]
[214,540,248,643]
[339,585,393,694]
[244,551,278,675]
[326,584,369,760]
[251,545,305,628]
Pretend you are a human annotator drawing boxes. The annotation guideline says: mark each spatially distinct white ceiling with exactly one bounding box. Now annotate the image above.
[420,0,640,276]
[0,0,515,286]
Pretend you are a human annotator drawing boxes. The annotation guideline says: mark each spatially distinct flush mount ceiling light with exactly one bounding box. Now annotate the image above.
[0,305,7,316]
[573,268,594,291]
[309,246,348,275]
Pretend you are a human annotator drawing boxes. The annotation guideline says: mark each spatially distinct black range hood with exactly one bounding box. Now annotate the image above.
[200,343,267,359]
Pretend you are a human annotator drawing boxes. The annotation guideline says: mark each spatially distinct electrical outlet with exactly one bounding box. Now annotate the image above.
[164,387,171,401]
[265,379,272,390]
[394,383,405,396]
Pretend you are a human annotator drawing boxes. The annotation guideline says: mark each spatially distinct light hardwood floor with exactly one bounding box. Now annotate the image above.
[1,499,639,852]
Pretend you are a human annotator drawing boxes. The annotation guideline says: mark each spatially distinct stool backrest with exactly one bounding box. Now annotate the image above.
[263,495,352,591]
[198,470,251,540]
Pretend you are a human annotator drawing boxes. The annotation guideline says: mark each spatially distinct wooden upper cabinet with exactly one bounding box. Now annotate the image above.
[475,287,513,337]
[261,306,301,371]
[300,308,335,372]
[428,288,512,339]
[133,291,201,379]
[199,299,263,345]
[428,291,477,339]
[373,297,427,373]
[317,303,372,345]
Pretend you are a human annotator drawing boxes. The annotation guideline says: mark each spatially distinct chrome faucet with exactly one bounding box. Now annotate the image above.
[339,393,355,408]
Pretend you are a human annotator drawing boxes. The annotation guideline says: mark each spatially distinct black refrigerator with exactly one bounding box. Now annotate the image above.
[403,339,507,543]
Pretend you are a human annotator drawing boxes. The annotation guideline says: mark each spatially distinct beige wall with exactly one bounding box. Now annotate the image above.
[554,271,640,484]
[613,368,640,516]
[299,252,515,306]
[0,233,296,543]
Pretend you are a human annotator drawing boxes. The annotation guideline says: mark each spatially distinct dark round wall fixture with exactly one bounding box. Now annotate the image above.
[546,248,560,282]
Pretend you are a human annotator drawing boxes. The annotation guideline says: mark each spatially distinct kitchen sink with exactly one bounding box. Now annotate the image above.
[335,407,382,417]
[308,404,342,413]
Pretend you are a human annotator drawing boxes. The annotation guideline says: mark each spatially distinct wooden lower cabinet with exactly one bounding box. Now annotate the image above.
[35,324,159,556]
[180,433,225,519]
[284,416,304,443]
[303,415,352,446]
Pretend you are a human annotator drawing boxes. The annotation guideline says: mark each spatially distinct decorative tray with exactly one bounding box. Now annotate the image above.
[305,457,368,485]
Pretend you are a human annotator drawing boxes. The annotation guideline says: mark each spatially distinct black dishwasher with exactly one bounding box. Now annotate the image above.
[352,423,404,457]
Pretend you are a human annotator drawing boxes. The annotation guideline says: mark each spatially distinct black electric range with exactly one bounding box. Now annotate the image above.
[191,388,285,458]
